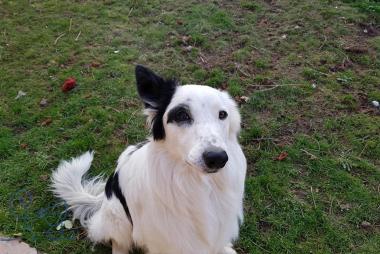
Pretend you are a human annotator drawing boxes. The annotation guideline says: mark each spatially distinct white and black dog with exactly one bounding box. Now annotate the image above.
[51,65,247,254]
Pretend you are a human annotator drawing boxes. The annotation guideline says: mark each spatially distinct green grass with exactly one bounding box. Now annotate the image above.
[0,0,379,253]
[343,0,380,16]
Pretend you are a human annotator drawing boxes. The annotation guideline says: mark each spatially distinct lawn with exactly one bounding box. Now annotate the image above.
[0,0,379,253]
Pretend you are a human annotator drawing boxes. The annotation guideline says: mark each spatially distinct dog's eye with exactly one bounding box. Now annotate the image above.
[219,110,228,120]
[167,105,193,125]
[175,110,191,122]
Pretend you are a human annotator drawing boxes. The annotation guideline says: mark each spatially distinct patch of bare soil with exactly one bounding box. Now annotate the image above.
[329,58,353,72]
[258,220,273,232]
[292,189,308,204]
[357,92,380,116]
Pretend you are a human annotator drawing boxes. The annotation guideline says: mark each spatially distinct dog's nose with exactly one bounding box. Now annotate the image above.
[202,150,228,172]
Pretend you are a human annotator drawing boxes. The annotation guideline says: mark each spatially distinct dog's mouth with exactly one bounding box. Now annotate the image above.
[185,160,223,174]
[204,168,221,174]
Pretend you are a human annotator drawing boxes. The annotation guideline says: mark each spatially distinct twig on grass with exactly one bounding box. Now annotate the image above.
[301,149,318,160]
[105,106,121,113]
[126,109,140,126]
[310,186,317,209]
[312,136,321,152]
[235,63,252,78]
[252,137,278,142]
[69,18,72,32]
[128,7,134,17]
[358,142,368,157]
[250,83,307,92]
[329,196,334,215]
[75,31,81,41]
[254,86,280,92]
[199,53,208,64]
[238,67,252,78]
[54,33,65,45]
[251,241,270,253]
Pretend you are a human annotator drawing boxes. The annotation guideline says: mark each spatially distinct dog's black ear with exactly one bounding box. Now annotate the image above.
[135,65,177,140]
[135,65,166,109]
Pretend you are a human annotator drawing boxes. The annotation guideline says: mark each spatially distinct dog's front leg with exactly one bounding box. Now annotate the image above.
[112,240,129,254]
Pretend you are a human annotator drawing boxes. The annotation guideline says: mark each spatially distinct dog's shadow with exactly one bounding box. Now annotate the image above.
[94,245,145,254]
[129,246,146,254]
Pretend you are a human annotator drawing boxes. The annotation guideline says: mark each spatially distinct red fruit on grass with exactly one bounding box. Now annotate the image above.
[61,78,77,92]
[275,151,288,161]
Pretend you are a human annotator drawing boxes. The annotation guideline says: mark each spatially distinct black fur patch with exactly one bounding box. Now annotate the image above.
[128,140,149,156]
[105,172,133,225]
[167,104,193,125]
[135,65,177,140]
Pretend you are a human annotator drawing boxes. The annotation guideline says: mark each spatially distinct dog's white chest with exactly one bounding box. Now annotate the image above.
[128,166,242,254]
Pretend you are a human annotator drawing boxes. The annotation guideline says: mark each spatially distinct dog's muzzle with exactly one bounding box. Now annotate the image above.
[202,149,228,173]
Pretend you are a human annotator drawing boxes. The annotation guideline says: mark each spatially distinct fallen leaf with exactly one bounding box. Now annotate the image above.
[90,61,101,68]
[41,118,52,126]
[235,96,250,105]
[20,143,28,149]
[240,96,249,103]
[39,174,49,181]
[61,78,76,92]
[39,98,48,107]
[275,151,288,161]
[15,90,26,100]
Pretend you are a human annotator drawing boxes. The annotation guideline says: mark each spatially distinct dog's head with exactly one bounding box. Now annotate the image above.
[135,65,241,173]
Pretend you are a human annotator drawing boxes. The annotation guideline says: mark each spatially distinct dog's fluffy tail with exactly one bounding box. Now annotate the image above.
[51,151,105,226]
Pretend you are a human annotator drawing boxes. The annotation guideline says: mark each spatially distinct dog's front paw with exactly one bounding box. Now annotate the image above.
[221,244,237,254]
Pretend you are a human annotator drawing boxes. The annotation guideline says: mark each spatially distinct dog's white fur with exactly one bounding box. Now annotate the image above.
[52,74,246,254]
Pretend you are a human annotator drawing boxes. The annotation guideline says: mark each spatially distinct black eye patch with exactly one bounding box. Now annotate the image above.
[167,104,193,125]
